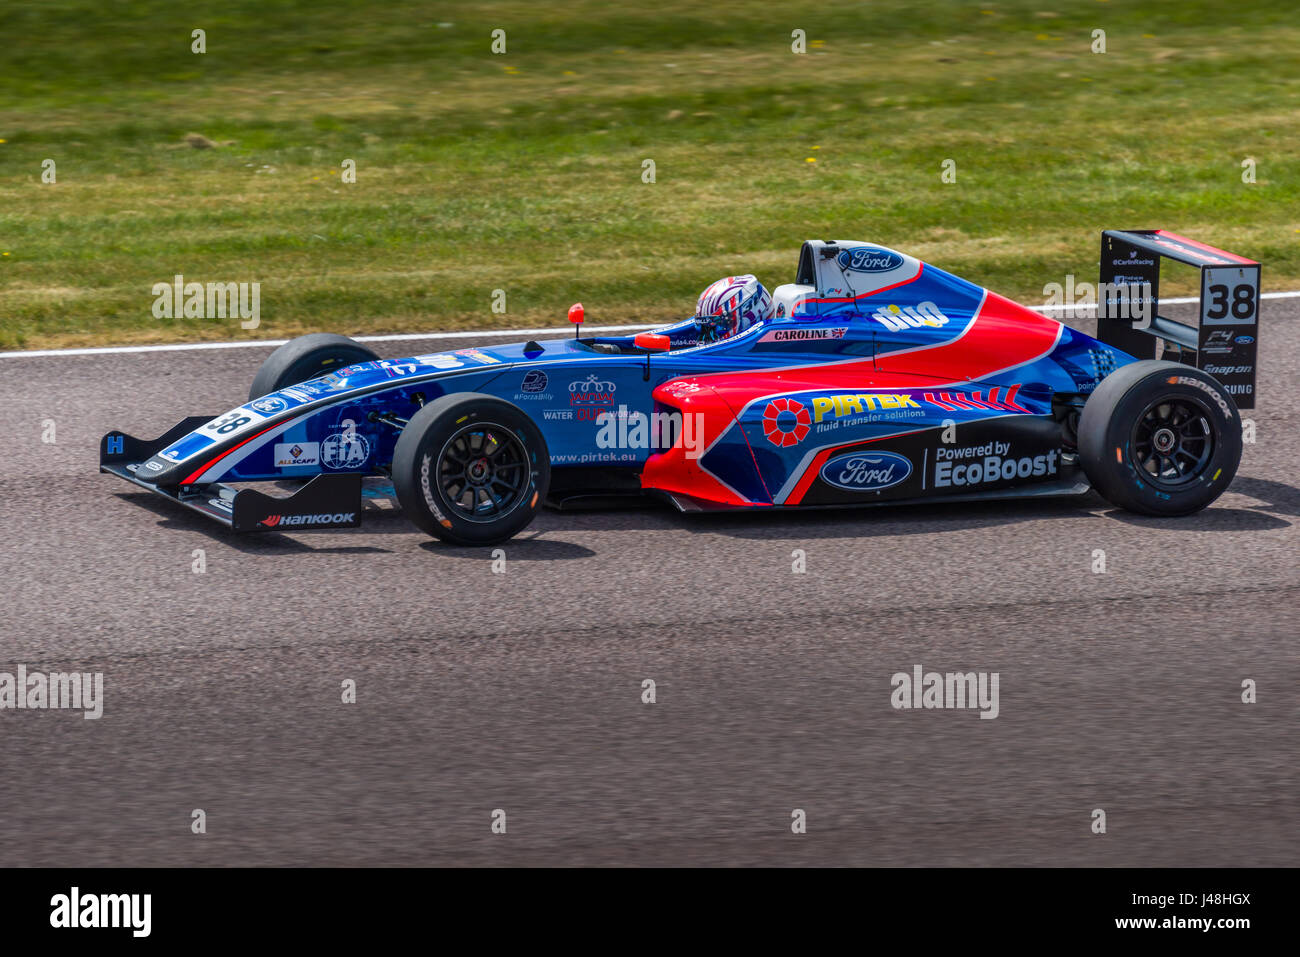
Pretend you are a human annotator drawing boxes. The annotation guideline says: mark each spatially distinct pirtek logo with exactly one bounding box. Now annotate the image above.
[812,393,920,423]
[259,512,356,527]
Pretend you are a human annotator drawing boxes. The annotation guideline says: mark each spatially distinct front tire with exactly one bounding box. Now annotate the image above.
[1078,360,1241,516]
[249,333,379,401]
[392,393,550,546]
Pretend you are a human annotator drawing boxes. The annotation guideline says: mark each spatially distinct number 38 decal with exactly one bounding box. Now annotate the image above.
[1205,283,1256,322]
[205,412,253,434]
[201,405,276,440]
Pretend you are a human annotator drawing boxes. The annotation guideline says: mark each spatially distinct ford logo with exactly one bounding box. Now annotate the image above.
[836,247,905,273]
[250,396,287,414]
[820,450,912,492]
[1235,335,1254,345]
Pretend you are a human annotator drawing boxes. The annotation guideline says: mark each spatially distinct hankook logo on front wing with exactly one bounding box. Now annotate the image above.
[259,513,355,527]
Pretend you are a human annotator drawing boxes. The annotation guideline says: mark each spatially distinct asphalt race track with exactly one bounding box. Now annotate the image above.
[2,303,1296,867]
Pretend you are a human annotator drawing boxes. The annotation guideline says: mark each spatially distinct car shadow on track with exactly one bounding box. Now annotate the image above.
[120,473,1297,553]
[675,493,1105,542]
[156,516,394,554]
[1102,507,1290,532]
[418,532,596,561]
[114,493,393,554]
[532,491,1103,542]
[1100,475,1298,531]
[1227,475,1300,517]
[534,475,1300,541]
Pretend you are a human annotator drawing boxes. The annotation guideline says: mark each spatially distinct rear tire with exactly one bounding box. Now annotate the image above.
[1078,360,1241,516]
[392,393,549,546]
[249,333,379,400]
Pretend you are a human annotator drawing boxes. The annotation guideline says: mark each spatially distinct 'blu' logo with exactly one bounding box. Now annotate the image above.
[837,247,905,273]
[1235,335,1254,345]
[820,451,912,492]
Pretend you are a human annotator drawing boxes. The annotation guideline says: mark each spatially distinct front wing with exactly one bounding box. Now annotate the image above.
[101,419,363,532]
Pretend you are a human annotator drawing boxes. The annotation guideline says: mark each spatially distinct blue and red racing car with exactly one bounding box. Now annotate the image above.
[101,230,1261,545]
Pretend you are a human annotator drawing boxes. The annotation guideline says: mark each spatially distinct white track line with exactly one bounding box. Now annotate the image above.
[1034,290,1300,312]
[3,291,1297,360]
[0,323,661,359]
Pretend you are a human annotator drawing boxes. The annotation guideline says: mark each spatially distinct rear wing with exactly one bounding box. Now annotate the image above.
[1096,229,1260,408]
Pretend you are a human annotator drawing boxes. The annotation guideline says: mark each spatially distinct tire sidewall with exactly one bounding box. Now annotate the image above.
[1079,360,1241,515]
[393,394,549,545]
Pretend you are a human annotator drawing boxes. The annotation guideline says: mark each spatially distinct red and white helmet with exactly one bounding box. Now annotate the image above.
[695,275,773,339]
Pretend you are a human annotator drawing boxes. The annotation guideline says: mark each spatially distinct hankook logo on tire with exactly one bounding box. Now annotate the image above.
[1167,376,1233,420]
[419,452,448,524]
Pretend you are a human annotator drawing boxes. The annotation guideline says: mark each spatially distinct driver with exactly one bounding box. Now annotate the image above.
[694,274,773,343]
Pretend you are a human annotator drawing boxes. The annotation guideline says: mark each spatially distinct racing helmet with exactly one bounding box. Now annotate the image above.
[695,275,773,342]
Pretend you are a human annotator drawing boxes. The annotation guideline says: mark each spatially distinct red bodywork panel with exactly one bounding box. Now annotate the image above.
[642,292,1065,508]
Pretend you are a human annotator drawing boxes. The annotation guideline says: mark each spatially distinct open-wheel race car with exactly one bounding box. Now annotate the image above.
[101,230,1261,545]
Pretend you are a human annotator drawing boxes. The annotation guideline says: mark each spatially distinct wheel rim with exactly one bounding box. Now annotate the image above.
[1130,396,1215,489]
[435,422,529,522]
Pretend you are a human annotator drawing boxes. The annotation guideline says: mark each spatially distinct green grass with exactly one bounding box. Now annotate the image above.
[1,0,1297,349]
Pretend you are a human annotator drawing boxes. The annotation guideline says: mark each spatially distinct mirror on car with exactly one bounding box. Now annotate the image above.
[633,333,671,352]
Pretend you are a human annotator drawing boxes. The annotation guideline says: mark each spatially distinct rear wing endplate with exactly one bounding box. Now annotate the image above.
[1097,229,1260,408]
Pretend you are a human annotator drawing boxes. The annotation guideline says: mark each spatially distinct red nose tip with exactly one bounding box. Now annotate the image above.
[568,302,585,324]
